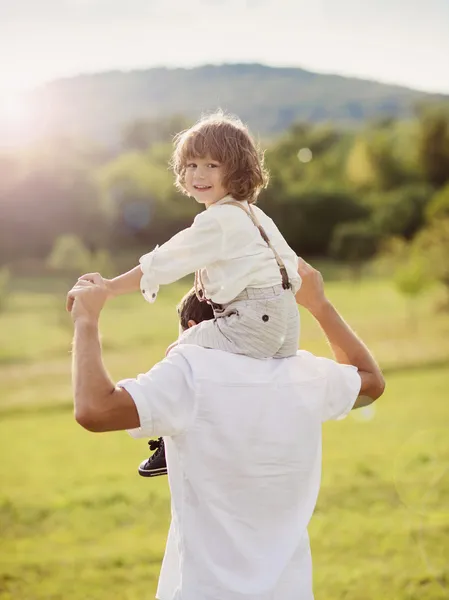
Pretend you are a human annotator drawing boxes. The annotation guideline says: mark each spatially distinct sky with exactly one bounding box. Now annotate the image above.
[0,0,448,97]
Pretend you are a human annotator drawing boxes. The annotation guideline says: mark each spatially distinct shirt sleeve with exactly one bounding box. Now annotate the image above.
[316,357,362,422]
[139,210,224,303]
[116,347,196,438]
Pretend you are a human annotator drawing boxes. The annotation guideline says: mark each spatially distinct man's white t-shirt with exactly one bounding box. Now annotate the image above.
[118,345,361,600]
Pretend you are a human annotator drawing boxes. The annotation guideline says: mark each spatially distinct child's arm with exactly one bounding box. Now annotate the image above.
[78,210,224,301]
[77,265,142,298]
[106,265,142,297]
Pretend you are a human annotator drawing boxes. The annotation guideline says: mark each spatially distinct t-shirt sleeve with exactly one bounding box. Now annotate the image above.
[116,347,196,439]
[316,357,362,422]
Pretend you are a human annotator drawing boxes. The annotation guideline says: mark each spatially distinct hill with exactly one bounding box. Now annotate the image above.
[5,63,448,145]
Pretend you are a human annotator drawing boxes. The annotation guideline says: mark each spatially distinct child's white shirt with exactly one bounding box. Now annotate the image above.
[139,195,301,305]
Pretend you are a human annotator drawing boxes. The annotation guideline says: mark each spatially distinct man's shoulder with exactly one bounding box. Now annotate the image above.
[170,345,332,383]
[295,351,358,378]
[170,344,243,369]
[292,350,341,379]
[168,345,249,385]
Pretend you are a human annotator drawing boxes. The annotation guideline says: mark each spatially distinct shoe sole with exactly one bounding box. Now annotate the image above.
[138,466,167,478]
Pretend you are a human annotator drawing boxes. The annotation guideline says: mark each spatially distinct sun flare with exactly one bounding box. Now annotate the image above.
[0,91,32,128]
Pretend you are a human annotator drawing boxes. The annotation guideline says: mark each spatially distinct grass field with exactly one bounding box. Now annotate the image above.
[0,277,448,599]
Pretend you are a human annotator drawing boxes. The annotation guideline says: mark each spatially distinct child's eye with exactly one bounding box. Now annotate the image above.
[208,163,219,168]
[186,163,197,169]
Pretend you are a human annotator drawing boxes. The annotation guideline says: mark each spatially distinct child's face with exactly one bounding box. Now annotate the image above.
[184,155,228,208]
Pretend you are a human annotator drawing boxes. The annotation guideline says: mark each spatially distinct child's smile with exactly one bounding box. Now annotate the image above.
[193,184,212,191]
[185,155,228,207]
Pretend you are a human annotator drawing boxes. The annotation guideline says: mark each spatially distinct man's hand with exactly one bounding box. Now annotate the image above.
[66,274,109,323]
[66,272,113,313]
[295,258,329,316]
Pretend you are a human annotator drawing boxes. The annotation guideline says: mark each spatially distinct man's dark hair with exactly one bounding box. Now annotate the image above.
[177,287,214,331]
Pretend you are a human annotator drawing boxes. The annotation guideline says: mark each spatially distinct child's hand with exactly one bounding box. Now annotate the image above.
[78,272,114,294]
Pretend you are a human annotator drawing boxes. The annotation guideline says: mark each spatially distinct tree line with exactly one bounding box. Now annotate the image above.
[1,106,449,298]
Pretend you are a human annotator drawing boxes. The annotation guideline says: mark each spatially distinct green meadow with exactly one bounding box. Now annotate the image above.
[0,276,448,599]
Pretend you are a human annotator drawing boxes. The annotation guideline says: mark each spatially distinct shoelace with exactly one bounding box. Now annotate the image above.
[148,437,163,457]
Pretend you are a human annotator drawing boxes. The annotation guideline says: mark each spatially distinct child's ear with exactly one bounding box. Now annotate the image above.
[187,319,197,328]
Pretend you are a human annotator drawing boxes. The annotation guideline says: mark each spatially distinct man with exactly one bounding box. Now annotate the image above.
[67,259,385,600]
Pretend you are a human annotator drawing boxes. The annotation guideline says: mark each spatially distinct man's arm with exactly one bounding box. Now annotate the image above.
[72,318,140,432]
[67,278,196,436]
[296,259,385,407]
[311,302,385,407]
[66,275,142,432]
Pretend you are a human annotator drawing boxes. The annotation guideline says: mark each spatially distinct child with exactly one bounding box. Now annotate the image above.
[79,111,301,476]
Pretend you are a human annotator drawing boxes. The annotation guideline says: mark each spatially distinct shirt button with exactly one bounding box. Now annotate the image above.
[262,314,269,322]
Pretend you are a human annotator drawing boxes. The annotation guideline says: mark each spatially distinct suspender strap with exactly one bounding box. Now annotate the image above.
[194,200,291,304]
[224,201,291,291]
[194,269,206,302]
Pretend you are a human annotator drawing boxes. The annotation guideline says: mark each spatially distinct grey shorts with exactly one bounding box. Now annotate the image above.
[178,285,300,359]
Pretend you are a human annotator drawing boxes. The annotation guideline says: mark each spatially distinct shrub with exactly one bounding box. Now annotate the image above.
[413,218,449,307]
[47,235,91,275]
[276,185,370,255]
[47,235,115,279]
[330,221,380,263]
[369,184,433,239]
[90,250,114,279]
[426,183,449,221]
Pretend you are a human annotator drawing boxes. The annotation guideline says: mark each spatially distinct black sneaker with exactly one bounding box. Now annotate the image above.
[138,438,167,477]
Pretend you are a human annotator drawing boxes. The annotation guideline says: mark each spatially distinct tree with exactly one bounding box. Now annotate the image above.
[346,137,377,189]
[97,146,199,250]
[382,219,449,311]
[417,108,449,188]
[121,115,191,152]
[346,124,411,192]
[261,184,370,255]
[330,221,380,276]
[90,249,114,279]
[47,235,91,275]
[377,237,429,324]
[265,122,347,188]
[394,259,428,299]
[426,183,449,221]
[0,147,106,264]
[369,184,433,239]
[413,218,449,307]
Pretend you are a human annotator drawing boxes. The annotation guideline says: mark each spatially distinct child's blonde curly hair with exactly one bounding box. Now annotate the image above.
[171,110,269,203]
